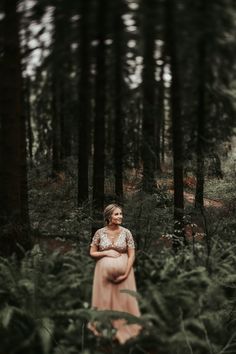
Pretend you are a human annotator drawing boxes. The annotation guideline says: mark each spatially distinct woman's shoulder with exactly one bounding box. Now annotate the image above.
[121,226,132,234]
[95,227,106,234]
[122,226,135,248]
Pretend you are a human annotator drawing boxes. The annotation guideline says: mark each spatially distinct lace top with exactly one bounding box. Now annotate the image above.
[90,226,135,252]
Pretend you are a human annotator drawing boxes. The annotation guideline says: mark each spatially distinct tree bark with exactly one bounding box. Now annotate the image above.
[50,5,74,174]
[77,0,91,204]
[160,62,166,164]
[195,0,207,209]
[113,1,124,200]
[165,0,185,248]
[51,75,61,175]
[156,60,165,171]
[0,0,31,257]
[141,0,157,192]
[93,0,108,211]
[25,77,34,167]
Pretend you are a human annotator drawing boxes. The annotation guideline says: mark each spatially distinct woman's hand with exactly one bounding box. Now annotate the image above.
[105,250,121,258]
[112,274,127,283]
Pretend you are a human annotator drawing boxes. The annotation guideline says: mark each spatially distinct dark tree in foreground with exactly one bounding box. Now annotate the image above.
[0,0,31,256]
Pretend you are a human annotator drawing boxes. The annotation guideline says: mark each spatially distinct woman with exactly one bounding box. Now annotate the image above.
[89,203,141,344]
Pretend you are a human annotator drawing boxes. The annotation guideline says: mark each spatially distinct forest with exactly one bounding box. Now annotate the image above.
[0,0,236,353]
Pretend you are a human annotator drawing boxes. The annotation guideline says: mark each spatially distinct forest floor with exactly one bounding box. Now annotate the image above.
[32,172,233,254]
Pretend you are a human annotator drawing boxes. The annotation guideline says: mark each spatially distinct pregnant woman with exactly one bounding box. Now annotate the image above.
[89,204,141,344]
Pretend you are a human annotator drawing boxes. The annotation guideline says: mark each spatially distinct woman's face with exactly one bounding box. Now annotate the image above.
[110,208,123,225]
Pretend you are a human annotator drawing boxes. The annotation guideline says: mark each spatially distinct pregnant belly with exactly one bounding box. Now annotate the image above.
[98,253,128,282]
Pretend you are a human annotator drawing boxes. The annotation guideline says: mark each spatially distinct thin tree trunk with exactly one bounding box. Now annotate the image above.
[51,6,72,175]
[0,0,31,257]
[159,60,165,165]
[51,77,61,175]
[113,0,124,200]
[93,0,108,211]
[60,83,71,160]
[141,0,157,192]
[165,0,185,248]
[77,0,91,204]
[155,61,165,172]
[20,92,30,225]
[25,77,34,167]
[58,14,72,161]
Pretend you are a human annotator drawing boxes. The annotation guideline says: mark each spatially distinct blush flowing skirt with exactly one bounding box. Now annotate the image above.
[89,253,141,344]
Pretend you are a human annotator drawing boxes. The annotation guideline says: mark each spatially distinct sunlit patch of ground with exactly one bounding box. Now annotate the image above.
[169,190,225,209]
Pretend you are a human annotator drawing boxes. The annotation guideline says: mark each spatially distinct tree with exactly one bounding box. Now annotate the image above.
[141,0,157,192]
[77,0,91,204]
[112,0,126,200]
[24,77,34,167]
[0,0,31,257]
[159,60,166,165]
[194,0,207,209]
[51,3,74,176]
[92,0,108,211]
[165,0,184,247]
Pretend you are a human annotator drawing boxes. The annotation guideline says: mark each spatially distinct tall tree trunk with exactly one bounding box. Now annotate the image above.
[60,82,71,160]
[165,0,185,248]
[141,0,157,192]
[77,0,91,204]
[20,91,30,226]
[93,0,108,211]
[113,1,124,200]
[195,0,207,209]
[158,59,166,165]
[156,61,165,171]
[62,83,72,159]
[0,0,31,257]
[25,77,34,167]
[58,13,72,161]
[59,83,65,160]
[51,7,62,176]
[51,76,61,175]
[51,6,72,175]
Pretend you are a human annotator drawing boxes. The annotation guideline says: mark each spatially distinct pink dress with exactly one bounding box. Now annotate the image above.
[89,226,141,343]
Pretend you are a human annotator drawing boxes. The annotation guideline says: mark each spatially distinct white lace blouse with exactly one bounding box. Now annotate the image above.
[90,226,135,253]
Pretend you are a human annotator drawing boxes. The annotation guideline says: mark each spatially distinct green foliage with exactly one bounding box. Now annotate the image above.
[20,157,236,352]
[1,219,236,354]
[124,189,173,251]
[0,246,95,354]
[28,159,92,240]
[134,236,236,354]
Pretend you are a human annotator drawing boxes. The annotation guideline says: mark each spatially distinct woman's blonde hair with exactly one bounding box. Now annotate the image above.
[103,204,122,225]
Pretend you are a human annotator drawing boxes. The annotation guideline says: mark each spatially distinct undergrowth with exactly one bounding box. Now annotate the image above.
[2,159,235,353]
[1,224,236,354]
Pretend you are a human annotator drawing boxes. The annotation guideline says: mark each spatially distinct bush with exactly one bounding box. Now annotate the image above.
[1,225,236,354]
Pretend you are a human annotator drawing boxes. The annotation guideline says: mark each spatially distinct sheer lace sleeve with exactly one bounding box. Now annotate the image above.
[126,229,135,249]
[90,230,100,247]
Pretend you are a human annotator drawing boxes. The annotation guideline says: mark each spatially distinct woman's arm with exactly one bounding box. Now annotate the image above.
[125,247,135,276]
[113,248,135,283]
[90,245,121,259]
